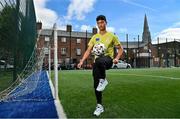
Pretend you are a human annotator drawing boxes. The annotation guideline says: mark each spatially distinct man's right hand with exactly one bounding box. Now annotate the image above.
[77,60,83,69]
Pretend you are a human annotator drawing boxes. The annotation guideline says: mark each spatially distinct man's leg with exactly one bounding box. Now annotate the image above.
[95,56,113,91]
[92,63,104,116]
[92,56,113,116]
[93,63,102,104]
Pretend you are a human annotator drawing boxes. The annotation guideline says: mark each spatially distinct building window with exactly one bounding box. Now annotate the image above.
[76,48,81,55]
[61,37,66,43]
[44,47,49,54]
[45,36,50,41]
[59,59,63,64]
[76,38,81,44]
[144,46,148,50]
[65,58,70,64]
[61,48,66,55]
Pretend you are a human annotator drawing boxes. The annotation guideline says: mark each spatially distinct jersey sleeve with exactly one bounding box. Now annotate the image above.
[113,34,121,46]
[88,35,95,47]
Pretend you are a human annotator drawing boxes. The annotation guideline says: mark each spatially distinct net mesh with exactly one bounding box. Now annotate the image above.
[0,0,51,102]
[0,46,49,102]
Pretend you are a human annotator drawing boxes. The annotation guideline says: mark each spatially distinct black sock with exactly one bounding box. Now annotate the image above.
[95,89,102,104]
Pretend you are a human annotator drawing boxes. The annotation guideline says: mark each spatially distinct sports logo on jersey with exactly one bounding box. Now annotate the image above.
[96,38,100,41]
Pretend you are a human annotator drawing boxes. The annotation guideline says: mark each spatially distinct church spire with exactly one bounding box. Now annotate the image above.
[144,14,149,31]
[142,14,151,43]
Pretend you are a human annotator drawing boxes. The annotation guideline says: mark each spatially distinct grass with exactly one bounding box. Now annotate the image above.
[0,70,13,92]
[1,68,179,118]
[57,68,180,118]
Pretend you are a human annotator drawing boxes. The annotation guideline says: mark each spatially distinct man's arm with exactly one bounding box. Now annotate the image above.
[113,44,123,64]
[77,46,93,68]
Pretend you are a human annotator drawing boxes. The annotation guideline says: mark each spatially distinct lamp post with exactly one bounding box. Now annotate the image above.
[148,49,151,68]
[136,49,139,68]
[133,49,136,68]
[167,49,170,67]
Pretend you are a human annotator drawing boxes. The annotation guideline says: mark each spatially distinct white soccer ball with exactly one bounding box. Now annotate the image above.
[92,43,106,56]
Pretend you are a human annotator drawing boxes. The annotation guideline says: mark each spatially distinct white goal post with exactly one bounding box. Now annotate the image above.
[53,23,58,100]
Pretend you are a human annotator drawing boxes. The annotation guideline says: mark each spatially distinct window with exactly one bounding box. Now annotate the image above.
[44,48,49,54]
[65,58,70,63]
[61,48,66,55]
[45,36,50,41]
[58,59,63,64]
[61,37,66,43]
[76,38,81,44]
[144,46,148,50]
[154,57,159,62]
[76,48,81,55]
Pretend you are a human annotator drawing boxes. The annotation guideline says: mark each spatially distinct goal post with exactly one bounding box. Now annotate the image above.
[53,23,58,100]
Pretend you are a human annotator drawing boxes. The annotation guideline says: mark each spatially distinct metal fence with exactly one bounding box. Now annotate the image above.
[0,0,36,80]
[122,34,180,68]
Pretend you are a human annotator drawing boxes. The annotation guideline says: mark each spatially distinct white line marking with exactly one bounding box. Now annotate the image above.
[46,71,67,119]
[114,73,180,80]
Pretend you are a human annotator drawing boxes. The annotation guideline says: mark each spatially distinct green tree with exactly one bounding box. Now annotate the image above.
[0,5,16,70]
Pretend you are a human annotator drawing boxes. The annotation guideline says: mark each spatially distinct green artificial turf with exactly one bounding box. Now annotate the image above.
[57,68,180,118]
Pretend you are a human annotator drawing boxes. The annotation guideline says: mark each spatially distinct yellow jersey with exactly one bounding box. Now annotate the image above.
[88,32,121,59]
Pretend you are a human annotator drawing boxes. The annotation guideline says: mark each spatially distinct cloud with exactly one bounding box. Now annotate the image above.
[0,0,9,11]
[107,27,115,33]
[66,0,96,20]
[156,28,180,38]
[172,22,180,27]
[0,1,3,11]
[80,25,92,31]
[120,0,157,12]
[154,28,180,44]
[34,0,65,29]
[119,28,128,33]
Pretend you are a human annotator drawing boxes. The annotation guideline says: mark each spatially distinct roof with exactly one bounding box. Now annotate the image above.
[121,42,147,48]
[38,29,148,48]
[39,29,93,38]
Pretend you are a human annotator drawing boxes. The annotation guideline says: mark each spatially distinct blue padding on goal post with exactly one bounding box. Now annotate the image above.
[0,71,58,118]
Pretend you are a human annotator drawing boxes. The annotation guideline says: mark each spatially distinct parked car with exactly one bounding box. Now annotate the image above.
[0,60,5,69]
[0,60,14,69]
[112,60,131,69]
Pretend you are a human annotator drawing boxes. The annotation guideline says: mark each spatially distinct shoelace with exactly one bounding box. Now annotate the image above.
[96,106,103,112]
[99,83,103,87]
[99,80,104,85]
[96,106,101,110]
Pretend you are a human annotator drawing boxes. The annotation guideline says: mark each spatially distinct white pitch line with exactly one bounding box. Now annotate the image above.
[114,73,180,80]
[46,71,67,119]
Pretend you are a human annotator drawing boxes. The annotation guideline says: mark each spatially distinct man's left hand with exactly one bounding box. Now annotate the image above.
[113,58,118,64]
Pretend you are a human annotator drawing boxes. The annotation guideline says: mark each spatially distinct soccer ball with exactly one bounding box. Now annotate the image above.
[92,43,106,56]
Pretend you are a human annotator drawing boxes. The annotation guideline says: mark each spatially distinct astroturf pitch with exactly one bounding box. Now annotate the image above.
[55,68,180,118]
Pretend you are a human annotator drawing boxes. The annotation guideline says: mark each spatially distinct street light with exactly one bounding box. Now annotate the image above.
[148,49,151,68]
[133,49,136,68]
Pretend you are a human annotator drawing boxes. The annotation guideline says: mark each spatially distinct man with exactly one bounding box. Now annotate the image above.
[77,15,123,116]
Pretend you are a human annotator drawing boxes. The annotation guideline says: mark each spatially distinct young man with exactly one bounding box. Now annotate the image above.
[77,15,123,116]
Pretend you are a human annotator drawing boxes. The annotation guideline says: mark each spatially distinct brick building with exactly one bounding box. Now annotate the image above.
[153,41,180,67]
[37,23,97,69]
[37,14,180,69]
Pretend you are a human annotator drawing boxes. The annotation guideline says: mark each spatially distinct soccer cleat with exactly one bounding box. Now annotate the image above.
[93,104,104,116]
[96,79,108,91]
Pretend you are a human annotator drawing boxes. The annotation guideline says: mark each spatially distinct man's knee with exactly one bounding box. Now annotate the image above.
[95,57,105,67]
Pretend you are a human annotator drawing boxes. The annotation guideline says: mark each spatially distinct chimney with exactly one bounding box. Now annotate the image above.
[66,24,72,32]
[36,21,42,30]
[92,27,97,34]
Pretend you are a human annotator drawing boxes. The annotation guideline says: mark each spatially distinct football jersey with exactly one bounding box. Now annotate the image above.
[88,32,121,59]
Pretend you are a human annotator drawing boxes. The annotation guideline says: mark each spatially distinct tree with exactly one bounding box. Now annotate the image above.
[0,5,16,70]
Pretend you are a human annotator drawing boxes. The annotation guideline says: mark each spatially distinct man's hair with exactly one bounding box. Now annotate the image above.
[96,15,107,23]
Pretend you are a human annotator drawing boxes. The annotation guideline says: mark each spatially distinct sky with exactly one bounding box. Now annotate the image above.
[34,0,180,43]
